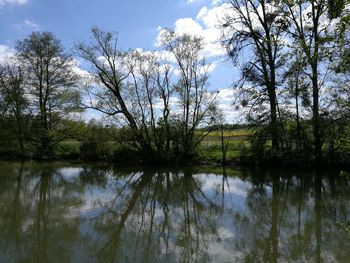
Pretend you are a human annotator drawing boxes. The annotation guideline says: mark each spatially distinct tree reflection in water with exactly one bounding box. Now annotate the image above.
[95,168,221,263]
[0,163,85,263]
[0,163,349,262]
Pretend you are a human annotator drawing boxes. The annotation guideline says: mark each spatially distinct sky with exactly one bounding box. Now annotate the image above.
[0,0,243,122]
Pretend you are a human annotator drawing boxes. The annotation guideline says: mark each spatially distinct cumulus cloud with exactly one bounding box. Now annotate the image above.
[198,3,231,28]
[174,18,204,36]
[153,3,244,122]
[70,59,92,80]
[0,45,15,64]
[216,88,247,122]
[156,3,233,60]
[196,6,208,20]
[211,0,222,5]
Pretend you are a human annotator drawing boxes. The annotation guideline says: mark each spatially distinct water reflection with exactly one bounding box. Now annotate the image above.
[0,163,349,262]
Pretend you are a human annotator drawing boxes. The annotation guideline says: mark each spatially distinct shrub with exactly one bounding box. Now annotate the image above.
[54,141,81,160]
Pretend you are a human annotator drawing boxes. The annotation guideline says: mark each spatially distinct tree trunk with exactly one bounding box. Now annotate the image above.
[312,65,322,163]
[295,78,302,150]
[268,86,279,154]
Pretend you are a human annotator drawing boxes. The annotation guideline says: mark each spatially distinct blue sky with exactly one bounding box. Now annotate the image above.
[0,0,226,48]
[0,0,201,49]
[0,0,242,121]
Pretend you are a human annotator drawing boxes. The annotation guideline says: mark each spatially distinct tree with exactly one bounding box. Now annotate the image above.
[75,28,161,156]
[15,32,79,158]
[160,30,219,158]
[75,27,138,128]
[77,27,219,162]
[221,0,287,154]
[125,49,174,155]
[282,50,310,152]
[328,0,346,19]
[0,63,30,156]
[281,0,335,162]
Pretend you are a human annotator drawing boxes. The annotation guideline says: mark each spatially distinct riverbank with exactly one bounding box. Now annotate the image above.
[3,132,350,169]
[3,148,350,170]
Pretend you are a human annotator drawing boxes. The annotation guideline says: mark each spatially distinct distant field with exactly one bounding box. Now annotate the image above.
[55,129,252,161]
[200,129,252,142]
[205,129,252,137]
[198,130,252,162]
[197,140,251,162]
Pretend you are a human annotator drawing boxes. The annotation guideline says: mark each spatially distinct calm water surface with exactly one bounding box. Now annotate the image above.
[0,162,349,263]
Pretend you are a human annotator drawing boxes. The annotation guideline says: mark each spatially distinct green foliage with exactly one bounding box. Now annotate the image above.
[337,221,350,238]
[14,31,79,158]
[2,10,350,167]
[80,122,112,161]
[0,117,21,158]
[54,141,81,160]
[112,144,140,163]
[328,0,346,19]
[0,64,31,158]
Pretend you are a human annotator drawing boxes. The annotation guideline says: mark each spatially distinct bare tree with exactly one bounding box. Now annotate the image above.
[76,28,173,155]
[75,27,137,129]
[77,27,219,161]
[125,49,173,154]
[154,61,173,152]
[160,30,219,157]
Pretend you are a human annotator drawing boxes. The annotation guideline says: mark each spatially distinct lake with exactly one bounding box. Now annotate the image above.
[0,162,349,263]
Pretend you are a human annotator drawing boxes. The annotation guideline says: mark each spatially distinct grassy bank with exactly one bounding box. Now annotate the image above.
[51,130,252,165]
[4,128,350,168]
[197,140,251,163]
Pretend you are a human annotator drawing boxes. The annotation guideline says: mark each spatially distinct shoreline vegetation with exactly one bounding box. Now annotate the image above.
[1,1,350,167]
[2,126,350,169]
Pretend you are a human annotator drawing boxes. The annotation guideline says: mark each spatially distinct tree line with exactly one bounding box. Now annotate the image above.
[0,29,219,162]
[221,0,350,165]
[0,0,350,165]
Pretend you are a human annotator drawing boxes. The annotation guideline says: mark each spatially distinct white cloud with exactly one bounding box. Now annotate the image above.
[70,60,92,80]
[211,0,222,5]
[186,0,199,4]
[153,4,246,122]
[216,88,247,122]
[155,28,168,47]
[187,0,220,4]
[174,18,204,36]
[24,20,39,28]
[196,7,208,20]
[155,3,233,60]
[0,0,28,6]
[13,20,40,31]
[0,45,15,64]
